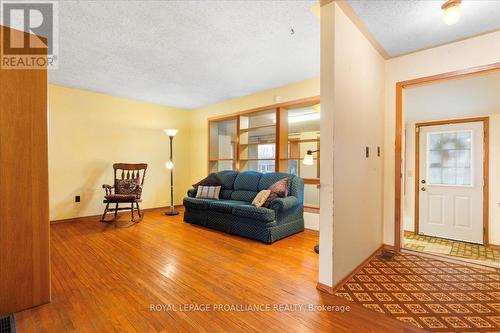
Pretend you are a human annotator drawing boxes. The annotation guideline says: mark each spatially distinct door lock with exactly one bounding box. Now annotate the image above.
[421,180,426,184]
[421,187,426,191]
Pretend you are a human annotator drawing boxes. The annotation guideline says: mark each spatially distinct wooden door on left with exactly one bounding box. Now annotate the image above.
[0,25,50,315]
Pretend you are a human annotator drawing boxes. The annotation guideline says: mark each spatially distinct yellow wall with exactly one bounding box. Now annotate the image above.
[188,77,320,185]
[48,85,192,221]
[383,31,500,245]
[48,79,319,221]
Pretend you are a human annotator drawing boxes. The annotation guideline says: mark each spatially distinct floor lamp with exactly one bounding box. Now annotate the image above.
[164,129,179,216]
[303,149,319,254]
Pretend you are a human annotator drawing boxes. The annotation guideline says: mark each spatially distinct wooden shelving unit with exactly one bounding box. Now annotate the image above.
[208,96,321,208]
[239,141,276,147]
[240,158,275,161]
[239,124,275,133]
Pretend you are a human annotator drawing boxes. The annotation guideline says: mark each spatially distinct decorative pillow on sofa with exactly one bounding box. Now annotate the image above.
[252,190,271,208]
[192,173,221,190]
[264,178,289,208]
[195,185,221,199]
[115,178,139,194]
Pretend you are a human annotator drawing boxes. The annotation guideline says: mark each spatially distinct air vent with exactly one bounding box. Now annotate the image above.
[379,251,396,261]
[0,315,15,333]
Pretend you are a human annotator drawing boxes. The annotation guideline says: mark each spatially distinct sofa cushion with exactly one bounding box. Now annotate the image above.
[216,170,239,190]
[231,190,257,202]
[220,189,233,200]
[115,178,140,194]
[209,200,249,213]
[196,185,221,199]
[264,178,289,208]
[232,205,275,222]
[105,194,139,202]
[252,190,271,208]
[233,171,262,191]
[192,173,221,189]
[183,197,215,210]
[258,172,291,191]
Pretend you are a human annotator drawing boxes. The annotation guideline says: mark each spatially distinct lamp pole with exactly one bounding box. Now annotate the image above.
[165,129,179,216]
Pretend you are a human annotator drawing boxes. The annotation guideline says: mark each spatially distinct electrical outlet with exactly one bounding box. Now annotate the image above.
[75,195,80,203]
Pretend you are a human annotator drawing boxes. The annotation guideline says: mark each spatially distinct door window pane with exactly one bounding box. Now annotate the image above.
[427,131,472,186]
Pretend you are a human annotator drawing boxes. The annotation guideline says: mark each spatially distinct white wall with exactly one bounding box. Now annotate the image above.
[403,74,500,241]
[320,2,385,286]
[490,115,500,245]
[319,1,335,287]
[383,31,500,246]
[403,122,416,231]
[304,212,319,231]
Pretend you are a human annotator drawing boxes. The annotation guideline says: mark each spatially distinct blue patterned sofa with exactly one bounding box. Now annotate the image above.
[183,171,304,243]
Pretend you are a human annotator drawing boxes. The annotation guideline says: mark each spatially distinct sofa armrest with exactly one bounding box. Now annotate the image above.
[270,196,298,213]
[187,188,197,198]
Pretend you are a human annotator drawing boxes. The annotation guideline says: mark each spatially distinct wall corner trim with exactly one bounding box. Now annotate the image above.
[316,282,334,294]
[331,245,385,292]
[334,1,389,60]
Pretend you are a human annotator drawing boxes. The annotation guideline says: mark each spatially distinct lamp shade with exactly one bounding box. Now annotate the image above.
[303,153,314,166]
[164,129,179,137]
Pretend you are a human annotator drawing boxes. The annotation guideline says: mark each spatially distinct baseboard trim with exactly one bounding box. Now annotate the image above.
[489,243,500,249]
[316,282,334,294]
[382,243,395,252]
[330,244,385,293]
[401,248,500,272]
[50,205,184,224]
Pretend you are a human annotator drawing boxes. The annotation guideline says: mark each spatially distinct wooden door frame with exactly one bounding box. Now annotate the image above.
[394,62,500,252]
[413,117,489,244]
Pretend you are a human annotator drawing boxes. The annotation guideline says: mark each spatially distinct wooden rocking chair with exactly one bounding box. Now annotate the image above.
[101,163,148,224]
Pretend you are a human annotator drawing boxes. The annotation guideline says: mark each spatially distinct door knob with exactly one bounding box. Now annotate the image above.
[421,180,426,184]
[421,187,426,191]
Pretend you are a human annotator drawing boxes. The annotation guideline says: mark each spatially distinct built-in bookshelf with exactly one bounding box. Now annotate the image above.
[208,96,321,210]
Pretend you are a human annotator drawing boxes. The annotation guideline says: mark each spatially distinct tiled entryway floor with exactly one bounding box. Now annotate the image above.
[335,252,500,332]
[403,231,500,268]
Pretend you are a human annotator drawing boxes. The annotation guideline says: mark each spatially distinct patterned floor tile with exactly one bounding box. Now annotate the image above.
[403,231,500,268]
[335,253,500,332]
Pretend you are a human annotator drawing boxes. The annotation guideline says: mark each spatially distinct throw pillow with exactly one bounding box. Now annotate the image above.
[264,178,289,208]
[192,173,221,189]
[252,190,271,208]
[115,178,139,194]
[195,185,221,200]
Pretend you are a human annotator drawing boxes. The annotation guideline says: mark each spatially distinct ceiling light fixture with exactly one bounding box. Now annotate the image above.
[288,112,320,124]
[441,0,462,25]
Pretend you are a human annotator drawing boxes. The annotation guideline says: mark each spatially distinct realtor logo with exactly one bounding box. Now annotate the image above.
[0,0,59,69]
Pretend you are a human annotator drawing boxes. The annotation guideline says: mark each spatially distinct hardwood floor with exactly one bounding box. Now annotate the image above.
[16,208,424,332]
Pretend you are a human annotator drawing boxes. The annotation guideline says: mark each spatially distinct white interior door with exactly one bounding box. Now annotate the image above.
[418,121,484,244]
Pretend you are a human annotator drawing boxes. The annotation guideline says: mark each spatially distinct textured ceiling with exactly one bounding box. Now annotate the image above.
[48,0,319,109]
[347,0,500,57]
[405,71,500,123]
